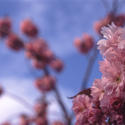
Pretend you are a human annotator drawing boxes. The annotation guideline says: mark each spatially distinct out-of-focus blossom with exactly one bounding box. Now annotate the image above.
[113,14,125,27]
[52,121,65,125]
[19,114,30,125]
[25,38,54,64]
[6,34,24,51]
[20,19,38,37]
[34,75,56,92]
[32,59,46,70]
[94,13,125,35]
[0,17,11,38]
[33,97,48,125]
[1,122,11,125]
[50,59,64,72]
[74,33,94,54]
[35,116,48,125]
[94,13,112,35]
[34,100,48,116]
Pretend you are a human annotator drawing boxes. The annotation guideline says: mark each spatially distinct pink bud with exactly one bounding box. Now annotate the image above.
[93,13,113,35]
[50,59,64,72]
[35,116,48,125]
[2,122,11,125]
[113,14,125,27]
[74,34,94,54]
[6,34,24,51]
[93,20,105,34]
[19,114,30,125]
[25,51,34,59]
[32,59,46,69]
[42,49,55,63]
[20,19,38,37]
[35,75,56,92]
[52,121,65,125]
[0,17,11,38]
[34,101,47,116]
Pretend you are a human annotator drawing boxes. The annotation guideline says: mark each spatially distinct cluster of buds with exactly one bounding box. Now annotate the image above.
[0,17,66,125]
[18,114,31,125]
[0,17,24,51]
[52,121,65,125]
[2,122,11,125]
[33,97,48,125]
[1,95,64,125]
[0,17,64,93]
[35,75,56,92]
[6,33,24,51]
[0,17,11,38]
[20,19,38,38]
[24,30,63,93]
[94,13,125,35]
[25,38,64,72]
[73,24,125,124]
[74,33,94,54]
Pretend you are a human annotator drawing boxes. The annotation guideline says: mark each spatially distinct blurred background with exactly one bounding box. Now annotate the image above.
[0,0,124,124]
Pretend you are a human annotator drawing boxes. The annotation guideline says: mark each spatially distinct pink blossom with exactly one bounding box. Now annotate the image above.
[74,33,94,54]
[73,24,125,124]
[34,75,56,92]
[52,121,65,125]
[50,59,64,72]
[20,19,38,37]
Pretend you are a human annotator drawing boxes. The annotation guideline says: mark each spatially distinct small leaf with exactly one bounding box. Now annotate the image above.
[68,88,91,99]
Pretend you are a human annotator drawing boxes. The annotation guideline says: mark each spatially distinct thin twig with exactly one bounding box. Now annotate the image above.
[117,0,125,11]
[5,91,33,112]
[81,45,98,90]
[101,0,110,13]
[53,86,71,125]
[43,68,71,125]
[112,0,119,14]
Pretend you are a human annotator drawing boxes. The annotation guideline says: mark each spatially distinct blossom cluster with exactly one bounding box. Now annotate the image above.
[0,17,64,93]
[74,13,125,55]
[73,23,125,125]
[74,34,94,54]
[0,17,65,125]
[94,13,125,35]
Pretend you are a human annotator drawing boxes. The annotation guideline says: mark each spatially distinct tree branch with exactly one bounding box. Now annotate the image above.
[5,91,33,112]
[81,46,98,90]
[43,68,71,125]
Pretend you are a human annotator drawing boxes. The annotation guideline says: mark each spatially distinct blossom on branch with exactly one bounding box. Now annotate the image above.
[73,24,125,124]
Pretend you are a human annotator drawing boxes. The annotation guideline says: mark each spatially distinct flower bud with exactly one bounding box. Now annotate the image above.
[35,116,48,125]
[20,19,38,37]
[52,121,64,125]
[35,75,56,92]
[34,101,48,116]
[2,122,11,125]
[50,59,64,72]
[74,34,94,54]
[6,34,24,51]
[32,59,46,70]
[0,17,11,38]
[113,14,125,27]
[19,114,30,125]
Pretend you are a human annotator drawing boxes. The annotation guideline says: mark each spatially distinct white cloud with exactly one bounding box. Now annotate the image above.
[0,95,32,123]
[0,77,72,124]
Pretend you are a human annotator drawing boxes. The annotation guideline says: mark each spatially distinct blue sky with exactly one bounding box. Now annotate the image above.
[0,0,124,123]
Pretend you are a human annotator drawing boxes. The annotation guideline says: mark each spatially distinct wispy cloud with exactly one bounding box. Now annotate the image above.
[0,77,72,123]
